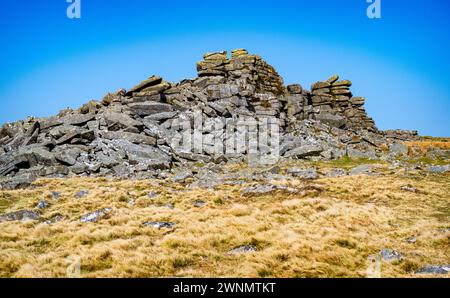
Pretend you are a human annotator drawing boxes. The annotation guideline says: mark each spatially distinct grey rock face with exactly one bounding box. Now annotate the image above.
[0,174,36,190]
[80,208,112,223]
[0,49,429,185]
[0,210,40,222]
[284,144,323,158]
[128,102,173,117]
[389,142,408,157]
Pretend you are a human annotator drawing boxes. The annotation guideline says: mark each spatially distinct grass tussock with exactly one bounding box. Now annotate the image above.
[0,161,449,278]
[405,137,450,156]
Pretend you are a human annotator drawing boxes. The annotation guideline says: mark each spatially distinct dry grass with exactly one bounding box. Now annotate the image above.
[405,137,450,156]
[0,162,449,278]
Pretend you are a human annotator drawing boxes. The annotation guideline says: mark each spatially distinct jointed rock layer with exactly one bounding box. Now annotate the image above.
[0,49,419,189]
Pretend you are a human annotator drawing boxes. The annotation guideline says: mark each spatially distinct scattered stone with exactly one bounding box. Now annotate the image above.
[51,191,61,200]
[0,174,36,190]
[284,144,323,158]
[326,168,347,177]
[349,164,373,175]
[228,245,258,255]
[172,169,193,183]
[380,249,404,262]
[0,210,40,223]
[44,214,64,225]
[147,191,159,198]
[192,200,206,208]
[426,165,450,174]
[36,200,50,209]
[287,167,317,179]
[415,265,449,275]
[80,208,112,223]
[75,190,89,198]
[242,184,296,196]
[405,236,417,244]
[401,184,417,193]
[142,221,176,229]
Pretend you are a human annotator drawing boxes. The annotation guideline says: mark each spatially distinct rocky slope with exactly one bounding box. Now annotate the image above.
[0,49,420,189]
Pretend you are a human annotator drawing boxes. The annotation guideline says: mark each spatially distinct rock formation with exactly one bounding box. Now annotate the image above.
[0,49,419,189]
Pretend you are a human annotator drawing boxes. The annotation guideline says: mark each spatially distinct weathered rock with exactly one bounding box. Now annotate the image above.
[44,214,64,225]
[0,210,40,222]
[389,143,408,157]
[104,111,143,129]
[426,165,450,173]
[380,249,404,262]
[36,200,50,209]
[192,200,206,208]
[349,164,374,175]
[75,190,89,198]
[326,168,347,177]
[128,102,173,117]
[401,184,417,193]
[142,221,176,229]
[0,49,424,183]
[228,245,258,255]
[415,265,449,275]
[126,75,163,95]
[287,167,318,179]
[0,174,36,190]
[284,144,323,158]
[172,169,193,183]
[100,131,157,146]
[80,208,112,223]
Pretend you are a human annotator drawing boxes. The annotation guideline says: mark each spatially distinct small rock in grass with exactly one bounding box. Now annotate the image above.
[401,184,417,193]
[80,208,112,223]
[36,200,50,209]
[75,190,89,198]
[0,210,40,223]
[380,249,404,262]
[287,167,318,179]
[349,164,373,175]
[228,245,258,255]
[192,200,206,208]
[51,191,61,200]
[326,168,347,177]
[147,191,158,198]
[415,265,449,275]
[142,221,175,229]
[405,236,417,244]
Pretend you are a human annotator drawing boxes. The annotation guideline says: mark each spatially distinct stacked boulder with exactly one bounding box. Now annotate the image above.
[285,74,377,132]
[0,49,420,189]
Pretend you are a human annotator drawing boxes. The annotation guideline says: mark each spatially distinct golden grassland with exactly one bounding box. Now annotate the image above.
[0,159,449,278]
[405,137,450,156]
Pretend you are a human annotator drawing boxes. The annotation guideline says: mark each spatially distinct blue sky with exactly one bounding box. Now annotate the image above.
[0,0,449,136]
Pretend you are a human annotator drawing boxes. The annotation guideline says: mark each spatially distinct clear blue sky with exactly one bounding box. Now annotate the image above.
[0,0,449,136]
